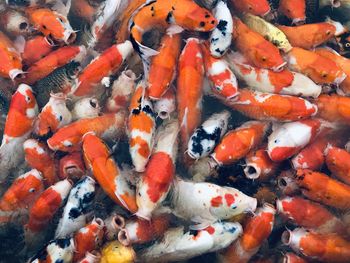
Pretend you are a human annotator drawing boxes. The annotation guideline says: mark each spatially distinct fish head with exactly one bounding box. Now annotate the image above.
[72,97,100,120]
[267,127,297,161]
[4,9,31,36]
[59,152,85,181]
[12,84,38,118]
[14,169,44,206]
[0,34,23,80]
[186,7,217,32]
[236,0,271,16]
[279,0,305,24]
[47,126,82,152]
[252,43,286,71]
[309,60,347,85]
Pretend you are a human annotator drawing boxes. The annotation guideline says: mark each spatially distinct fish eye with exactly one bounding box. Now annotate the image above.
[287,9,291,13]
[90,99,97,108]
[274,139,279,143]
[26,96,31,102]
[248,6,252,10]
[326,30,331,35]
[322,73,328,78]
[262,57,266,62]
[58,17,64,23]
[345,43,350,48]
[42,25,47,30]
[29,188,35,193]
[59,115,63,121]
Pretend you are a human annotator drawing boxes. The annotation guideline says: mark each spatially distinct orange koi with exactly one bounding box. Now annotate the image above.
[0,31,23,80]
[71,0,97,24]
[230,0,271,16]
[26,8,76,44]
[74,218,105,262]
[148,33,181,100]
[282,228,350,262]
[232,17,285,71]
[128,81,156,172]
[59,151,86,181]
[278,0,306,24]
[71,41,133,98]
[177,38,204,152]
[285,47,346,85]
[82,133,138,213]
[23,139,57,187]
[296,169,350,210]
[325,145,350,186]
[47,112,126,152]
[283,253,308,263]
[315,94,350,125]
[22,35,55,67]
[219,204,276,263]
[24,45,86,85]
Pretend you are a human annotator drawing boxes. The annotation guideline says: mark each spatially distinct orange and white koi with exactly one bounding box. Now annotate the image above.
[188,111,230,160]
[140,222,242,262]
[277,196,345,235]
[177,38,204,152]
[78,251,101,263]
[23,139,57,186]
[295,169,350,210]
[104,213,125,241]
[154,87,176,119]
[0,84,38,182]
[22,35,55,67]
[72,97,100,121]
[232,17,285,71]
[0,169,44,224]
[219,89,317,122]
[128,81,156,172]
[0,9,31,36]
[129,0,217,70]
[106,70,137,113]
[73,218,105,262]
[118,214,170,246]
[244,145,278,181]
[34,93,72,137]
[71,41,133,98]
[29,238,75,263]
[278,21,346,50]
[278,0,306,24]
[24,45,86,85]
[55,176,96,238]
[59,151,86,181]
[231,0,271,16]
[325,145,350,185]
[148,33,181,100]
[283,253,308,263]
[282,228,350,262]
[209,0,233,57]
[136,119,179,220]
[26,7,76,44]
[0,31,23,80]
[47,112,126,152]
[285,47,347,85]
[171,178,257,227]
[227,52,321,98]
[82,133,138,213]
[219,204,276,263]
[202,44,239,100]
[268,119,326,162]
[315,94,350,125]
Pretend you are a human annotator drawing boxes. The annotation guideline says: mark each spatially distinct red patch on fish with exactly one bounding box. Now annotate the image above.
[204,226,215,235]
[225,194,235,207]
[211,196,223,207]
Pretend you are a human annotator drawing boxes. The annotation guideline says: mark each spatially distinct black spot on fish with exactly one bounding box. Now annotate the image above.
[69,207,81,219]
[55,238,72,249]
[172,6,175,10]
[189,229,199,236]
[82,191,94,206]
[211,37,219,43]
[205,14,210,18]
[132,108,140,115]
[190,126,222,157]
[199,21,205,27]
[217,20,228,32]
[143,105,155,116]
[166,11,173,24]
[151,6,154,11]
[215,48,225,56]
[55,260,64,263]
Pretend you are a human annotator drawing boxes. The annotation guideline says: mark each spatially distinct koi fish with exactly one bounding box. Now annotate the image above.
[187,111,230,160]
[25,45,85,85]
[33,61,81,107]
[73,218,104,262]
[0,31,23,80]
[22,35,55,67]
[0,9,31,36]
[154,87,176,119]
[47,112,126,152]
[325,145,350,185]
[276,170,300,196]
[282,228,350,262]
[23,139,57,186]
[219,204,276,263]
[232,17,285,71]
[140,222,243,262]
[277,196,345,235]
[202,44,239,100]
[71,0,97,24]
[268,119,326,162]
[295,169,350,210]
[210,0,233,57]
[29,238,75,263]
[283,253,308,263]
[230,0,270,16]
[227,52,321,98]
[148,33,181,100]
[71,41,133,98]
[118,214,170,246]
[136,119,179,220]
[106,70,137,113]
[315,94,350,125]
[278,0,306,24]
[78,251,101,263]
[0,169,43,225]
[55,176,96,238]
[0,84,38,182]
[59,151,85,181]
[128,81,156,172]
[104,213,125,241]
[171,178,257,227]
[285,47,346,85]
[82,133,138,213]
[72,97,100,121]
[177,38,204,152]
[278,21,346,50]
[26,7,76,44]
[100,241,136,263]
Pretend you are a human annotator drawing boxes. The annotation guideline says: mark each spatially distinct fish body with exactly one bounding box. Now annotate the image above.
[316,94,350,125]
[230,0,270,16]
[325,146,350,185]
[22,35,55,67]
[278,0,306,24]
[0,31,23,80]
[72,97,100,121]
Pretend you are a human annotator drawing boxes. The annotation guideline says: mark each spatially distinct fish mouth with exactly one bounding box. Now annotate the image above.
[334,72,347,85]
[272,62,287,72]
[243,164,261,180]
[331,0,341,8]
[9,69,25,80]
[292,17,306,25]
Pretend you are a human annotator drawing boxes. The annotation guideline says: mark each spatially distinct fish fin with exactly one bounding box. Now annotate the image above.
[13,36,26,54]
[166,25,184,35]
